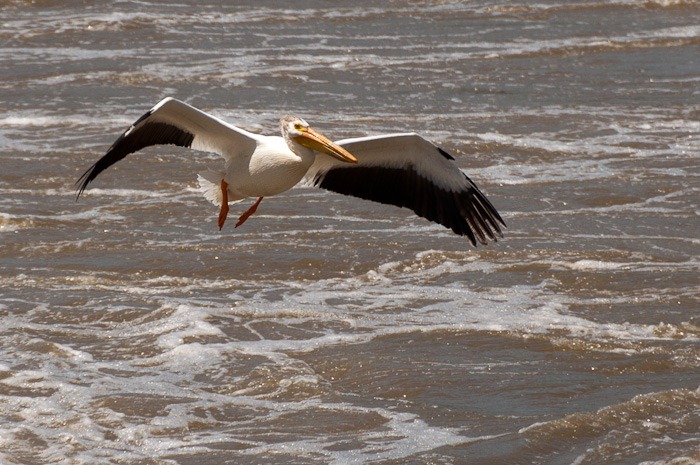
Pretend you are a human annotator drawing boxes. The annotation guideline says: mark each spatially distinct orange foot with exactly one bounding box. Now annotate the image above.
[235,196,264,228]
[218,180,230,230]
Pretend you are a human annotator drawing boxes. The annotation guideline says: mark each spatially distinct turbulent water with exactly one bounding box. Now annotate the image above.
[1,1,699,464]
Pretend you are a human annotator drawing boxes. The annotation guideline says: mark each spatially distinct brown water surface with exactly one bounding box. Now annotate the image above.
[1,1,698,464]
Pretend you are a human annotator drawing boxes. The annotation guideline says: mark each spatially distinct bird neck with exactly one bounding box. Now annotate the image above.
[284,133,316,165]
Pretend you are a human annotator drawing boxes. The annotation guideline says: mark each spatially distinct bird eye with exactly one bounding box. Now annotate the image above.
[294,123,304,131]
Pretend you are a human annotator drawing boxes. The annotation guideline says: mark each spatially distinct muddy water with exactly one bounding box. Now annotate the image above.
[1,1,698,464]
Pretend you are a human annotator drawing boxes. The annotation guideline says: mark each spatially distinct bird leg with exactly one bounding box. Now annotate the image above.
[235,196,264,228]
[218,180,230,231]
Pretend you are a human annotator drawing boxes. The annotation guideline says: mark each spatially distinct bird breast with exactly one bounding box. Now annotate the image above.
[227,136,313,198]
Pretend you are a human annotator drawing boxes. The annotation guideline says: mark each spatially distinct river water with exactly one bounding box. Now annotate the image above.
[1,1,699,464]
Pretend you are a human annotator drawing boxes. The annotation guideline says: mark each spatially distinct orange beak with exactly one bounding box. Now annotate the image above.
[294,127,358,164]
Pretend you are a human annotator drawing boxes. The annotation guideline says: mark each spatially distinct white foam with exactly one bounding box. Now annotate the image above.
[74,188,171,198]
[156,305,225,350]
[161,343,223,370]
[0,113,134,130]
[638,457,700,465]
[228,403,475,463]
[568,259,628,271]
[476,25,700,59]
[0,212,30,232]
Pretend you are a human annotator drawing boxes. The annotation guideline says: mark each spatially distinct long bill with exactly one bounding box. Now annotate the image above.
[295,128,358,164]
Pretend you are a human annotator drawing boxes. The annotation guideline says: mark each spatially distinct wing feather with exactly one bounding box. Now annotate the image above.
[303,133,505,245]
[76,98,258,196]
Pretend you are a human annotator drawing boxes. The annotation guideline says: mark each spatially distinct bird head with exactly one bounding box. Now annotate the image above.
[280,116,358,164]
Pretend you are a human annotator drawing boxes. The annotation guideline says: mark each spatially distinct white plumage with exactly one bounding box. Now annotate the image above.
[77,97,505,245]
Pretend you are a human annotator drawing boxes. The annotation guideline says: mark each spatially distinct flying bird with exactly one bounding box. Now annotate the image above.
[76,98,505,246]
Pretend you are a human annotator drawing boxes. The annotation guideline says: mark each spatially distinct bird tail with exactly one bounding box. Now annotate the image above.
[197,171,225,206]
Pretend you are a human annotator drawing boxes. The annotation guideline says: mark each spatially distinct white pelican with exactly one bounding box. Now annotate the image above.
[77,97,505,246]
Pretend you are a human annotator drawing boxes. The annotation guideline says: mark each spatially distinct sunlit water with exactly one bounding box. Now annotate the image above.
[1,1,698,464]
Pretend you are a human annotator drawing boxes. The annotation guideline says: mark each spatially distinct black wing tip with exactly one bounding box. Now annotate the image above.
[316,164,507,246]
[440,184,507,247]
[74,104,197,200]
[469,200,507,247]
[441,153,507,245]
[75,163,97,199]
[463,172,507,222]
[74,110,153,200]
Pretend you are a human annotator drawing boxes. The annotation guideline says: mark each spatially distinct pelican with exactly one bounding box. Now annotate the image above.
[76,97,505,246]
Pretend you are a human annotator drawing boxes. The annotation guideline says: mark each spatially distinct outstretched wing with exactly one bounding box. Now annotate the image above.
[76,97,258,196]
[303,133,505,246]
